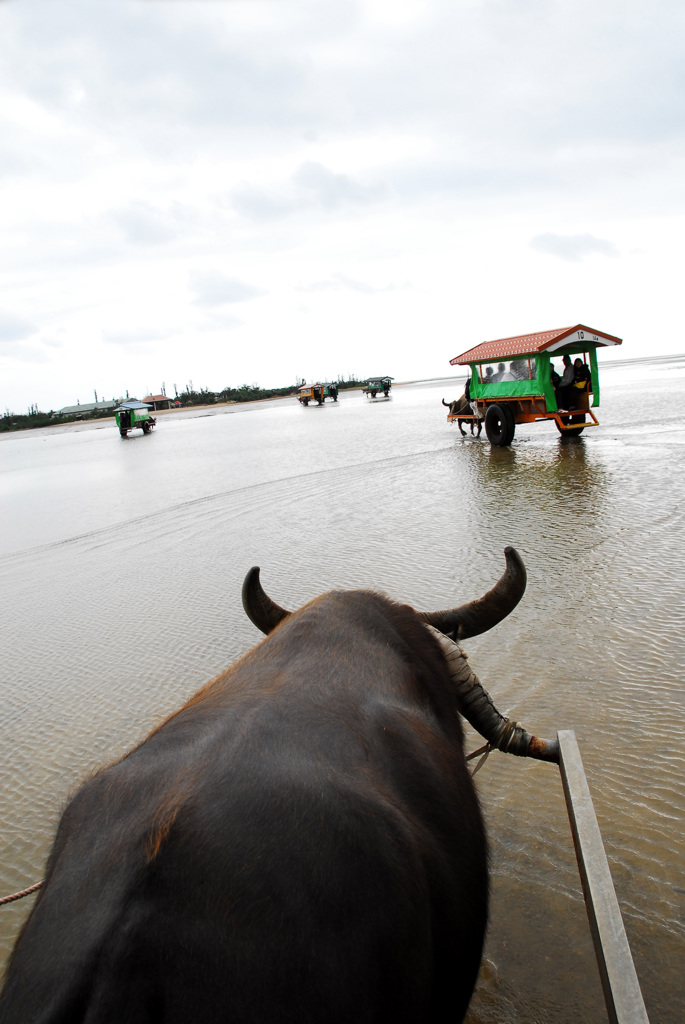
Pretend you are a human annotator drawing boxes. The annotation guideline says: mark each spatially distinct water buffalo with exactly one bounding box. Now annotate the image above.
[442,396,482,436]
[1,550,555,1023]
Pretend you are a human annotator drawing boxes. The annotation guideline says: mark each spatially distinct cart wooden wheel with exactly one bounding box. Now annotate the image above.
[503,404,516,442]
[485,404,515,446]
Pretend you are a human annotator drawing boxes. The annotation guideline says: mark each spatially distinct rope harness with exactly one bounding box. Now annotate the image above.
[466,718,521,776]
[0,881,43,906]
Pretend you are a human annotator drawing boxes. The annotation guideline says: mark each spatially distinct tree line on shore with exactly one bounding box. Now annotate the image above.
[1,376,364,432]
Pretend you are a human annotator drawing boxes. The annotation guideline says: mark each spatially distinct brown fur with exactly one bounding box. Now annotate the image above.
[1,590,488,1024]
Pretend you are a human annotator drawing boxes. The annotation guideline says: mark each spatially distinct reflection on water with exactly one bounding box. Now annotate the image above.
[469,434,610,530]
[1,357,684,1022]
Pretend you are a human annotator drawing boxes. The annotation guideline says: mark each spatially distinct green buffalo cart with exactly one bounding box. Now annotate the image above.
[297,383,338,406]
[447,325,622,446]
[362,376,393,398]
[115,400,157,438]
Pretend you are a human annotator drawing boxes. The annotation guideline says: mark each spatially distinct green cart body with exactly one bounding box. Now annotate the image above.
[115,401,156,437]
[362,376,393,398]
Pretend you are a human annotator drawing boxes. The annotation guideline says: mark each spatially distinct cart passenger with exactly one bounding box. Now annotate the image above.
[573,358,592,394]
[557,354,575,411]
[509,360,527,380]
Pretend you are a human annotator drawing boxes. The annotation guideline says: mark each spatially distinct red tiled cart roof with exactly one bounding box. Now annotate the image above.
[450,325,622,365]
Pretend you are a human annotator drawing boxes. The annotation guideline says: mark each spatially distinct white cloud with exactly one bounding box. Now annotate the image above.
[0,312,38,342]
[110,202,191,246]
[102,327,174,346]
[297,272,397,294]
[197,312,245,331]
[190,271,267,306]
[530,233,620,262]
[231,161,388,222]
[292,161,387,209]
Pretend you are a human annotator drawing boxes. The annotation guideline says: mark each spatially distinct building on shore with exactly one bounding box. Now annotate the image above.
[142,394,175,411]
[55,399,120,419]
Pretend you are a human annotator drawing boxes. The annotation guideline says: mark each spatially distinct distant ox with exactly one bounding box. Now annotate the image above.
[442,395,482,436]
[0,550,556,1023]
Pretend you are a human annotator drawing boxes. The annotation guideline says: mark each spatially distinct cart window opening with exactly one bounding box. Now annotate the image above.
[479,359,534,383]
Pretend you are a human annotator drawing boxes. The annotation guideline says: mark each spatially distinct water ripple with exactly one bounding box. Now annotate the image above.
[1,369,684,1020]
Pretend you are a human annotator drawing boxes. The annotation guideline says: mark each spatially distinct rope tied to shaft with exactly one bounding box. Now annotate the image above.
[466,717,522,775]
[0,880,43,907]
[466,742,492,775]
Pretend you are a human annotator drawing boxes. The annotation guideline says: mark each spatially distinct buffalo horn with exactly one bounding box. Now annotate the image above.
[418,546,526,641]
[242,567,291,635]
[425,624,559,763]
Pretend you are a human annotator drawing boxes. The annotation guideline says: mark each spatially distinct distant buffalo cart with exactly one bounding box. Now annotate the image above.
[362,375,393,398]
[297,382,338,406]
[114,400,156,438]
[445,324,622,446]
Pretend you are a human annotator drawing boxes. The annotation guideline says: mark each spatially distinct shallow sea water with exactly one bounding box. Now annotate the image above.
[1,356,684,1021]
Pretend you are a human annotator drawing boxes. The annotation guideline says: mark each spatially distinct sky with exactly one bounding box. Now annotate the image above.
[1,0,684,412]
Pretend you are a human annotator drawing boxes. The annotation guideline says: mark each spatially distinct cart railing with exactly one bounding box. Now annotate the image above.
[557,730,650,1024]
